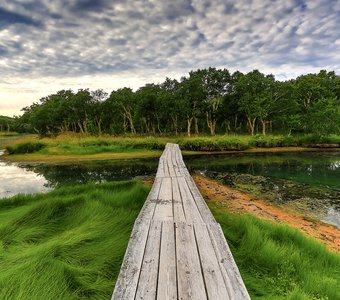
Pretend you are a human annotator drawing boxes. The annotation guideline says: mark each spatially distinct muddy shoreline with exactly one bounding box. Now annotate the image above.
[193,175,340,252]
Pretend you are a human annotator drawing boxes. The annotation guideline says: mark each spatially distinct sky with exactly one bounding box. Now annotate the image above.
[0,0,339,117]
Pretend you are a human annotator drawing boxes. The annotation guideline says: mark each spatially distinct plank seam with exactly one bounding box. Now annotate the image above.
[193,223,209,299]
[155,221,163,300]
[176,177,187,222]
[174,222,180,300]
[151,178,163,220]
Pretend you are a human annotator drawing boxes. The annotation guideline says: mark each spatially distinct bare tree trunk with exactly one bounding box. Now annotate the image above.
[261,119,266,135]
[124,108,136,134]
[123,115,128,134]
[171,115,178,135]
[187,116,193,137]
[224,120,231,134]
[206,112,216,135]
[82,120,88,135]
[78,121,85,134]
[246,116,256,136]
[194,117,199,134]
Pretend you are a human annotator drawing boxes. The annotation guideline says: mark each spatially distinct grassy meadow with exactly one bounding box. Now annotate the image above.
[3,133,340,162]
[209,201,340,300]
[0,181,149,300]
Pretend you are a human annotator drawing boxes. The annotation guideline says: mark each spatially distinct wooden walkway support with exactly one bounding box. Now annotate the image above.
[112,143,250,300]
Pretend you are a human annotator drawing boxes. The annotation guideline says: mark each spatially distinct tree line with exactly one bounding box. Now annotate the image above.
[13,68,340,136]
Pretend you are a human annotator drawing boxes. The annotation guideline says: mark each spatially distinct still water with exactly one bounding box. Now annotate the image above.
[0,149,339,227]
[185,151,340,228]
[0,150,158,197]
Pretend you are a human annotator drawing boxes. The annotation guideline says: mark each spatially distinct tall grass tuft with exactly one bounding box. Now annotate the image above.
[209,202,340,300]
[0,181,149,299]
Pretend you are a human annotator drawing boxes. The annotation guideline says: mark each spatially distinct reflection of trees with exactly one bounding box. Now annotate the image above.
[21,159,158,188]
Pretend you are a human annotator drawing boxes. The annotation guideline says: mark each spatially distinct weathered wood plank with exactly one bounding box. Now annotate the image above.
[138,177,162,220]
[171,145,182,177]
[167,148,177,178]
[175,222,207,300]
[194,223,231,300]
[153,177,173,221]
[172,177,186,222]
[135,220,162,299]
[157,221,177,300]
[185,177,217,224]
[111,219,151,300]
[156,159,164,177]
[177,176,203,223]
[208,223,251,300]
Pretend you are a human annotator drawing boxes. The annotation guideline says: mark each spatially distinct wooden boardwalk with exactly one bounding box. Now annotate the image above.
[112,143,250,300]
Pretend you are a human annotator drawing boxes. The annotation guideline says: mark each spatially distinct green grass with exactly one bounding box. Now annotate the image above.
[0,181,149,300]
[209,201,340,300]
[4,134,340,157]
[1,180,339,299]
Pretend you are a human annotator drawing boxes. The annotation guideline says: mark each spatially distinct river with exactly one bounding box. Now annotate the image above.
[0,149,339,228]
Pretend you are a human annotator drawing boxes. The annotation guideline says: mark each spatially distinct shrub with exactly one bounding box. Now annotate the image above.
[6,142,47,154]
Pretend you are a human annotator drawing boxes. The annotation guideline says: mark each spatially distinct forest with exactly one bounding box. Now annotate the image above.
[9,68,340,137]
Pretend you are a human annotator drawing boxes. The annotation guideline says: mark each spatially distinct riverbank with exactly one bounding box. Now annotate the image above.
[2,134,339,163]
[194,175,340,252]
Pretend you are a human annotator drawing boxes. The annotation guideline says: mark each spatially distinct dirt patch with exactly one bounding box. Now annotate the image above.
[193,175,340,253]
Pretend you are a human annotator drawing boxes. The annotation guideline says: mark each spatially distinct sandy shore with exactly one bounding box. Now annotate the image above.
[193,175,340,253]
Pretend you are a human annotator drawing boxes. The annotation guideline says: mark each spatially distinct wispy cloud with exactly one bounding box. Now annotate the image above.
[0,0,339,116]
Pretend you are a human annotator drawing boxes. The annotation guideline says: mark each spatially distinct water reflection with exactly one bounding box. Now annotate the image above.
[0,152,158,198]
[0,160,51,198]
[26,159,158,188]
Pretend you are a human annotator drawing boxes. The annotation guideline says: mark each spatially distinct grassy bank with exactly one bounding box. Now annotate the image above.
[3,134,340,162]
[0,181,149,299]
[209,201,340,300]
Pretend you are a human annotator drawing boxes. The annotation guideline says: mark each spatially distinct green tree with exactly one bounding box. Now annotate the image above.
[159,78,182,135]
[202,68,232,135]
[106,88,136,134]
[179,70,206,137]
[135,84,162,134]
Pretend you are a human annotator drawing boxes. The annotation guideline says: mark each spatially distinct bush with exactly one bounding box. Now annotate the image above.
[6,142,47,154]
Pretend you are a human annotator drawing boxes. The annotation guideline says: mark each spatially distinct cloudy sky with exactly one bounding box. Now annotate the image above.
[1,0,339,117]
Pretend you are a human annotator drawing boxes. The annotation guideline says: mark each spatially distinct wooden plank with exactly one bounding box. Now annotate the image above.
[171,145,182,177]
[194,223,231,300]
[153,177,173,221]
[184,177,216,224]
[157,221,177,300]
[208,223,251,300]
[138,177,162,220]
[177,176,203,223]
[167,148,176,178]
[175,222,207,300]
[135,220,162,299]
[164,145,172,177]
[112,219,151,300]
[156,156,165,178]
[172,177,186,222]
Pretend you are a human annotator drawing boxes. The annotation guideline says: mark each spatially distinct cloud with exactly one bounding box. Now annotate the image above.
[0,0,339,116]
[0,7,41,28]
